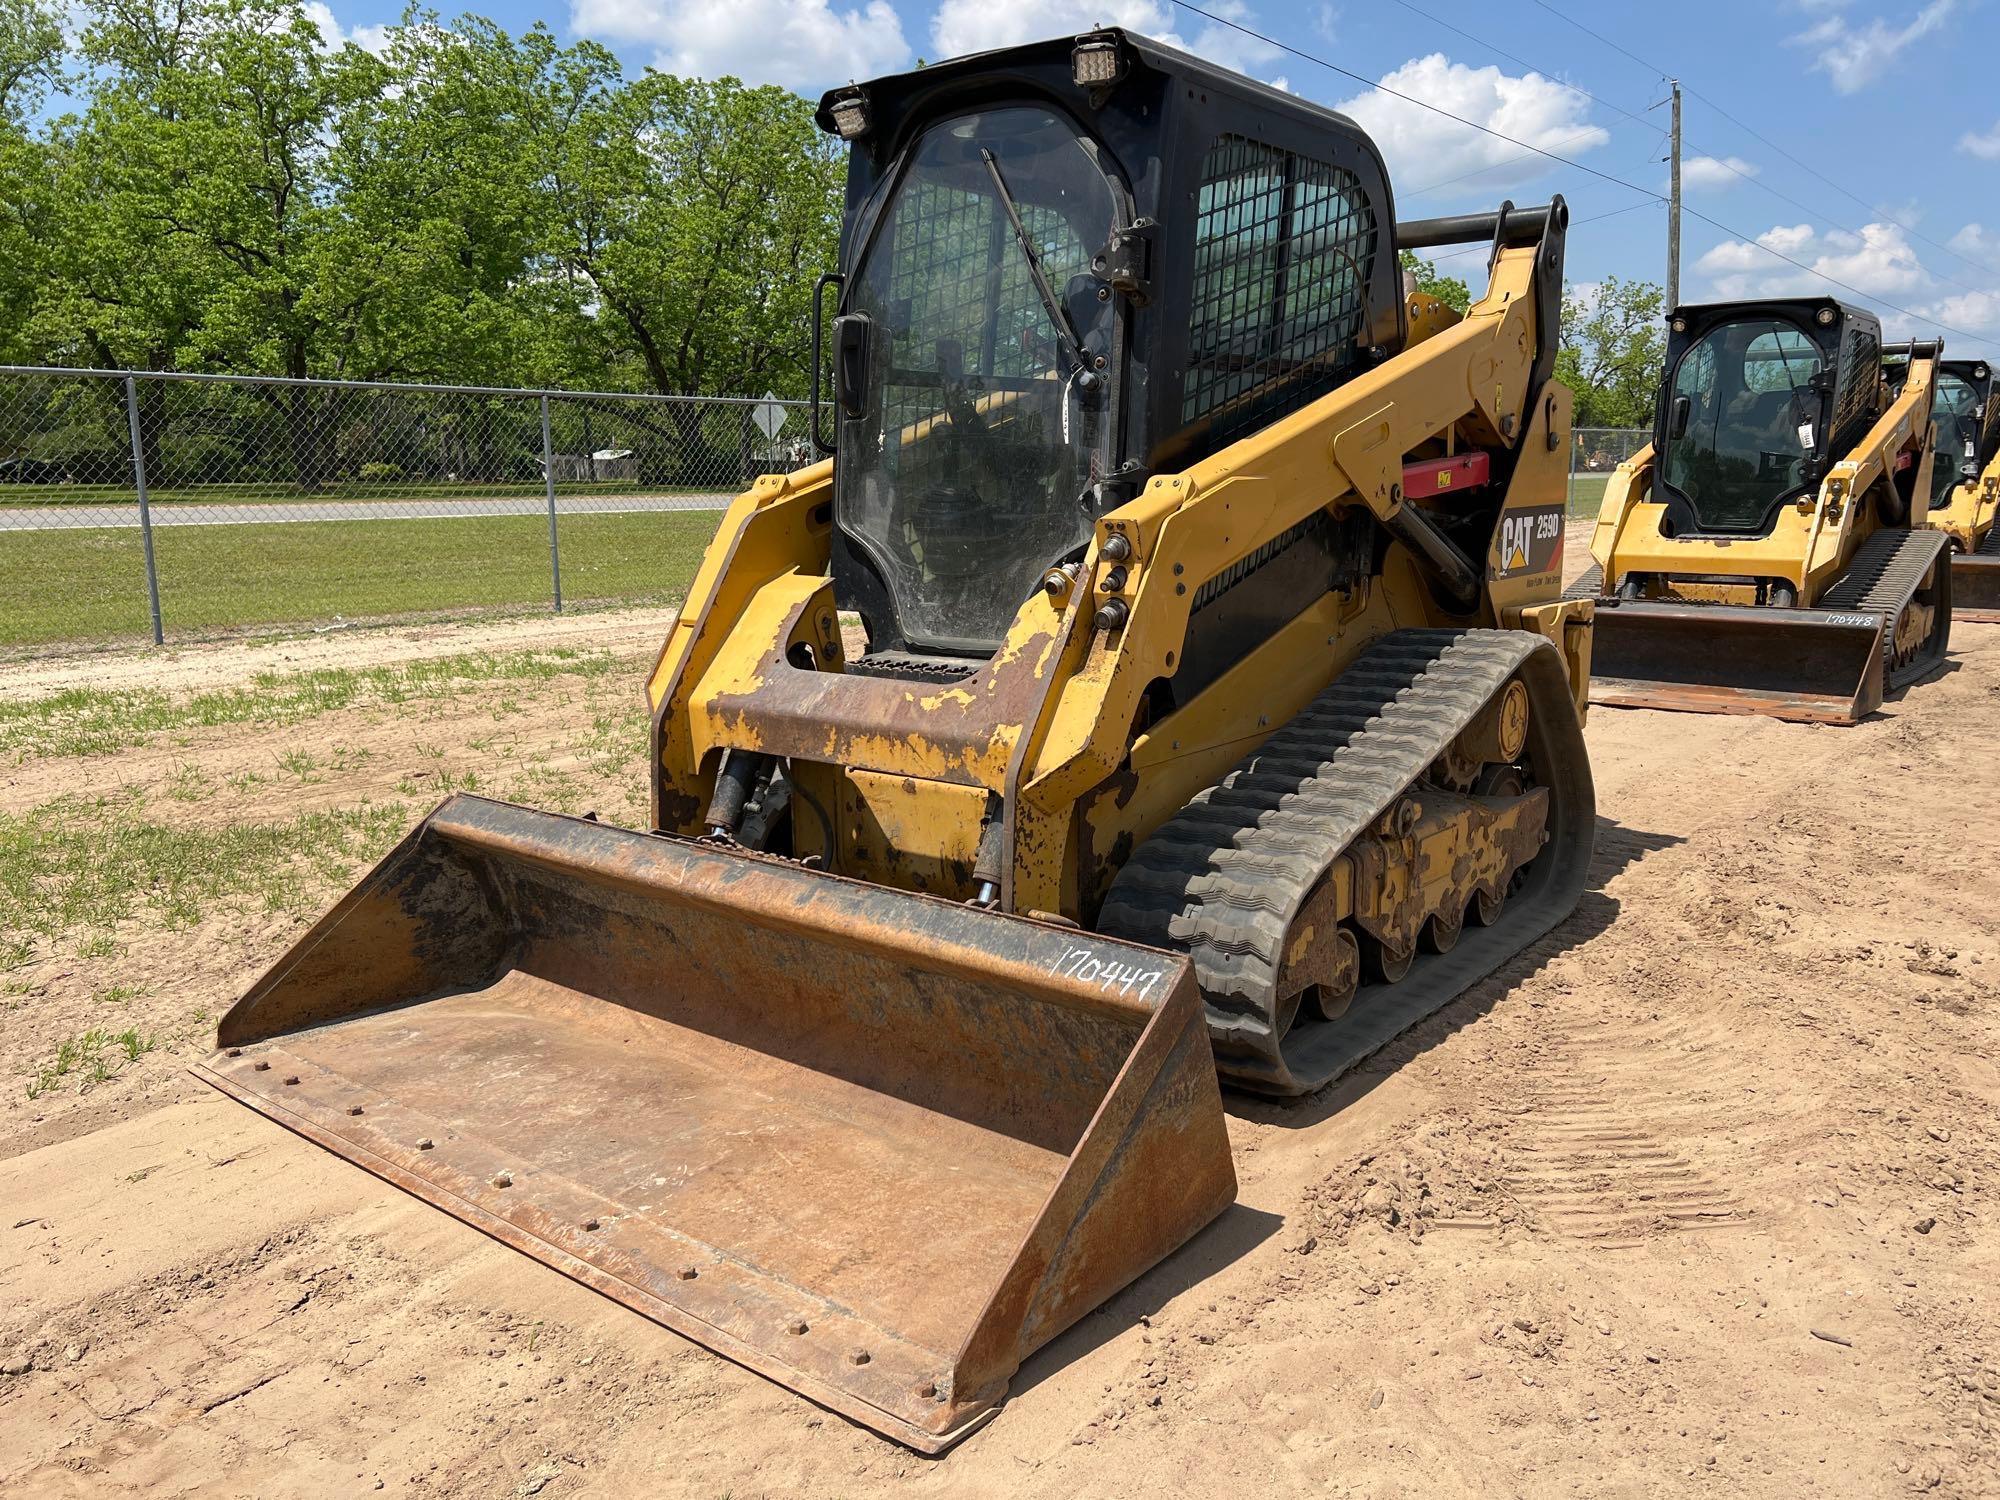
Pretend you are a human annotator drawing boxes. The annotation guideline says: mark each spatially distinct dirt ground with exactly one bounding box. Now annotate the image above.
[2,576,1997,1498]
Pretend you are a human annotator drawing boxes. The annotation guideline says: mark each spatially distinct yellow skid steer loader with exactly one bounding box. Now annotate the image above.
[198,31,1595,1452]
[1576,304,1952,722]
[1914,356,2000,621]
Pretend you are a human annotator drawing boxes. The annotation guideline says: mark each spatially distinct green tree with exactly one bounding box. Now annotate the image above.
[1399,248,1470,315]
[0,0,66,363]
[4,0,851,435]
[541,71,843,400]
[1555,275,1665,428]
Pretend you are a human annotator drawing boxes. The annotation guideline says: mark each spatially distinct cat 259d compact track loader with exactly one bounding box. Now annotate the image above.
[196,31,1595,1453]
[1576,301,1952,722]
[1914,356,2000,620]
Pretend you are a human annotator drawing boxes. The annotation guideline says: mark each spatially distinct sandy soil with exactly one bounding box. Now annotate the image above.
[2,585,1997,1498]
[1,605,683,698]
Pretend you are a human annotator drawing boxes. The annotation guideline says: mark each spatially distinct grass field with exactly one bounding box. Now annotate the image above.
[0,477,731,508]
[0,509,720,648]
[2,481,1612,652]
[1566,473,1610,516]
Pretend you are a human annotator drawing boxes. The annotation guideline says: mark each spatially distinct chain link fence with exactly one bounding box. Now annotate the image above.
[1,370,1653,655]
[1567,426,1650,517]
[0,368,817,652]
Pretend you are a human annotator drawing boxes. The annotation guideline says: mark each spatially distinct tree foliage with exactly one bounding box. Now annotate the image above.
[2,0,840,398]
[1398,249,1470,315]
[3,0,1665,438]
[1555,275,1666,428]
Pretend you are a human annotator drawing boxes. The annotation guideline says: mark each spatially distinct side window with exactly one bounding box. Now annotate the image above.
[1184,135,1377,436]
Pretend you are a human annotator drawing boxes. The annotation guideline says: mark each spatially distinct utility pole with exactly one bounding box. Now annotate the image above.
[1667,78,1683,311]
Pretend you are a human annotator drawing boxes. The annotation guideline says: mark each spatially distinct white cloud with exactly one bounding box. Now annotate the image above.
[295,2,391,54]
[1693,219,2000,343]
[929,0,1282,77]
[1950,223,2000,263]
[571,0,909,88]
[1679,154,1757,190]
[1792,0,1957,93]
[1927,289,2000,332]
[1960,120,2000,160]
[1334,54,1609,196]
[1695,221,1928,300]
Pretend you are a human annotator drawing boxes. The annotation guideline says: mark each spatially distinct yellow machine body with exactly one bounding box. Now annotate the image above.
[200,32,1597,1454]
[1582,308,1952,722]
[1920,357,2000,621]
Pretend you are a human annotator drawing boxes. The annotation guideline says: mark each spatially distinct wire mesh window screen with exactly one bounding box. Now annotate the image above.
[1183,135,1377,438]
[1835,325,1883,447]
[882,179,1092,388]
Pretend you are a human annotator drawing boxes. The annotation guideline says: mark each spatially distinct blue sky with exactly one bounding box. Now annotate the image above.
[307,0,2000,353]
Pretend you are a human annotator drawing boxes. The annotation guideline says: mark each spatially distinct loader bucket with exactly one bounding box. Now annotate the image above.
[1951,550,2000,623]
[194,795,1235,1453]
[1587,599,1887,723]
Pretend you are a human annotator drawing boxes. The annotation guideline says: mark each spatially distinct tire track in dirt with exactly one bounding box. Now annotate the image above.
[1499,1013,1748,1244]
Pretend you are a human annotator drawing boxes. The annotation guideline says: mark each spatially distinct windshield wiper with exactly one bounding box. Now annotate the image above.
[980,148,1100,392]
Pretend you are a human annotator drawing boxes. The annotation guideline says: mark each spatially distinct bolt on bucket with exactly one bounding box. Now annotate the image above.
[1587,599,1888,723]
[193,795,1234,1452]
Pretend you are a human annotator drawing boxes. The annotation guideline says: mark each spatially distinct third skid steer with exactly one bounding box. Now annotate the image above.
[194,31,1595,1453]
[1911,355,2000,620]
[1577,300,1953,721]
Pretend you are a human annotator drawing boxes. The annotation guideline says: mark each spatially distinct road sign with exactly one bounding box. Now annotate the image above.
[752,391,786,441]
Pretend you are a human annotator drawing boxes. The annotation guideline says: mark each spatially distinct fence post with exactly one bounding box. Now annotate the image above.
[123,374,165,646]
[540,393,563,614]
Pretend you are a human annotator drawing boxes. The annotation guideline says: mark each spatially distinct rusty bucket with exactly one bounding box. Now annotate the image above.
[194,795,1235,1452]
[1586,598,1888,723]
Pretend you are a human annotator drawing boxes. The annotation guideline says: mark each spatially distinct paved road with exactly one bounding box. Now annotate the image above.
[0,492,734,531]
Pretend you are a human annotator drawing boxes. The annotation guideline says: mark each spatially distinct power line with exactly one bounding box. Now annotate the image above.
[1383,0,1666,140]
[1401,123,1623,200]
[1162,0,2000,349]
[1528,0,2000,284]
[1161,0,1663,196]
[1410,0,2000,301]
[1527,0,1662,79]
[1682,82,2000,282]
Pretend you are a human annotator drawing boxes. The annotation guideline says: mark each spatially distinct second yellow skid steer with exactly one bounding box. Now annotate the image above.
[197,31,1595,1452]
[1914,356,2000,620]
[1577,302,1953,722]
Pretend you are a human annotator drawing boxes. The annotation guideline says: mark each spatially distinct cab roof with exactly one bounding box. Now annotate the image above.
[816,28,1369,149]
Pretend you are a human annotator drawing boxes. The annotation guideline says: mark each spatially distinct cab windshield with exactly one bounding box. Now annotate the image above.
[1929,370,1982,509]
[840,107,1119,655]
[1658,319,1824,534]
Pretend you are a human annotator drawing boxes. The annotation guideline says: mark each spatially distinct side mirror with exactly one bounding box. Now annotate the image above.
[833,314,872,421]
[1669,394,1691,441]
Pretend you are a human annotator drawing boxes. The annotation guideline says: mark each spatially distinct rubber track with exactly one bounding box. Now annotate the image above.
[1097,629,1595,1098]
[1563,563,1603,602]
[1978,521,2000,556]
[1818,527,1952,692]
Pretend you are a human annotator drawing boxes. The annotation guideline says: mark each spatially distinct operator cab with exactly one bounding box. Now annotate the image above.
[1652,298,1880,538]
[812,30,1402,660]
[1910,358,1998,510]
